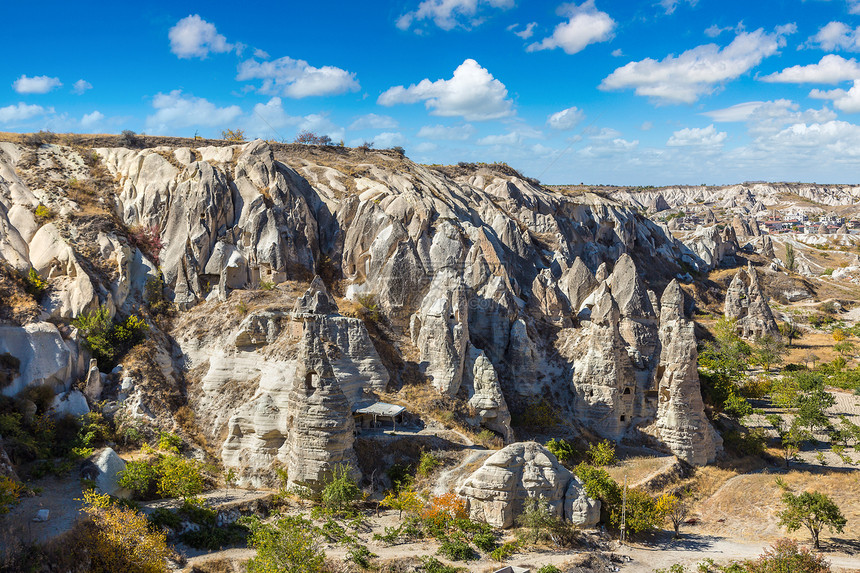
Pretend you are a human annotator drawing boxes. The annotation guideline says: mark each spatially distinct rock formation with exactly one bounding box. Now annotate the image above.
[458,442,599,528]
[724,263,779,339]
[0,138,743,484]
[654,281,721,464]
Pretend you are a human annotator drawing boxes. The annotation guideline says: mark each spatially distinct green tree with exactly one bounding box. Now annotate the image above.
[834,341,855,357]
[320,464,361,515]
[752,334,788,372]
[244,514,325,573]
[795,389,836,433]
[785,243,796,272]
[777,490,846,549]
[766,415,807,468]
[545,438,577,466]
[779,321,803,347]
[699,317,752,410]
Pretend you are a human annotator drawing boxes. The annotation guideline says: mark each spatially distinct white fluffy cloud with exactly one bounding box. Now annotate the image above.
[808,21,860,52]
[768,120,860,156]
[547,106,584,130]
[12,75,62,94]
[527,1,615,55]
[761,54,860,84]
[349,114,398,130]
[811,79,860,113]
[247,98,344,141]
[0,103,51,124]
[72,79,92,95]
[667,124,727,146]
[372,132,405,148]
[237,57,359,98]
[80,111,104,129]
[600,27,792,104]
[169,15,233,59]
[417,124,476,140]
[378,59,513,120]
[146,90,242,133]
[397,0,514,31]
[703,99,836,135]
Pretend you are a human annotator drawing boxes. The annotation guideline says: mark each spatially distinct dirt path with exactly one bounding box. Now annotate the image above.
[0,475,85,545]
[618,534,860,572]
[432,448,492,496]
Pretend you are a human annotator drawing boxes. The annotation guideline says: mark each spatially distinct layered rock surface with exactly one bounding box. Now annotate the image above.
[654,281,721,465]
[458,442,599,528]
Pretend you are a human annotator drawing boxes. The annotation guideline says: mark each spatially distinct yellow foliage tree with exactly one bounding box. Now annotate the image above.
[382,487,423,519]
[655,492,689,538]
[80,490,174,573]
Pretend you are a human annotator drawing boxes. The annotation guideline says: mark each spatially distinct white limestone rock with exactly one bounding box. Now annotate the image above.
[458,442,599,528]
[724,263,778,339]
[654,281,721,465]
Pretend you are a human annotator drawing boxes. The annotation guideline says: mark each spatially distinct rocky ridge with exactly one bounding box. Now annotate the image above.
[0,138,729,488]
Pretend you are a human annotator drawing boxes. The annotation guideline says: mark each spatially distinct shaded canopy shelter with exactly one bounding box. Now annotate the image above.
[353,402,406,431]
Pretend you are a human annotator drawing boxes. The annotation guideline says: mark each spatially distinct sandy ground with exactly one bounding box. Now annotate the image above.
[1,474,85,545]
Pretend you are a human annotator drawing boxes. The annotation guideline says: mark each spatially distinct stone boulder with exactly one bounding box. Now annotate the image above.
[458,442,599,528]
[724,263,778,339]
[92,447,131,498]
[0,322,87,397]
[50,389,89,417]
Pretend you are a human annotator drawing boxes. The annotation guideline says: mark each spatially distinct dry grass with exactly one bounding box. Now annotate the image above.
[784,331,843,365]
[606,456,674,488]
[694,468,860,544]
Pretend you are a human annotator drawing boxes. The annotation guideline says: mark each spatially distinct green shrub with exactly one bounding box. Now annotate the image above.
[243,514,325,573]
[34,204,53,222]
[438,537,476,561]
[345,544,377,568]
[537,566,561,573]
[420,556,460,573]
[489,541,519,561]
[117,461,159,499]
[156,432,182,453]
[24,268,48,299]
[545,438,577,465]
[156,455,205,499]
[118,455,205,500]
[418,451,442,477]
[320,464,361,515]
[472,531,497,552]
[259,280,275,291]
[72,306,148,371]
[356,293,381,322]
[587,439,617,466]
[511,398,559,428]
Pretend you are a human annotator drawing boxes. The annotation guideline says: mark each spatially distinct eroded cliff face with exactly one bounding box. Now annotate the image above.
[0,137,724,486]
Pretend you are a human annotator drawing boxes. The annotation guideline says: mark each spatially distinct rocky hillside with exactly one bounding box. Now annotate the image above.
[0,137,729,488]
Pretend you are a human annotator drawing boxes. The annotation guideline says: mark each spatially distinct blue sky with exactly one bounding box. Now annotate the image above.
[4,0,860,185]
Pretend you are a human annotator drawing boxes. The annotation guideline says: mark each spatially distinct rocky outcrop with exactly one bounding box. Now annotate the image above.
[0,138,743,484]
[458,442,599,528]
[186,281,387,487]
[761,235,775,259]
[684,225,738,270]
[462,345,512,441]
[285,323,360,490]
[654,281,721,465]
[0,322,88,397]
[724,263,779,339]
